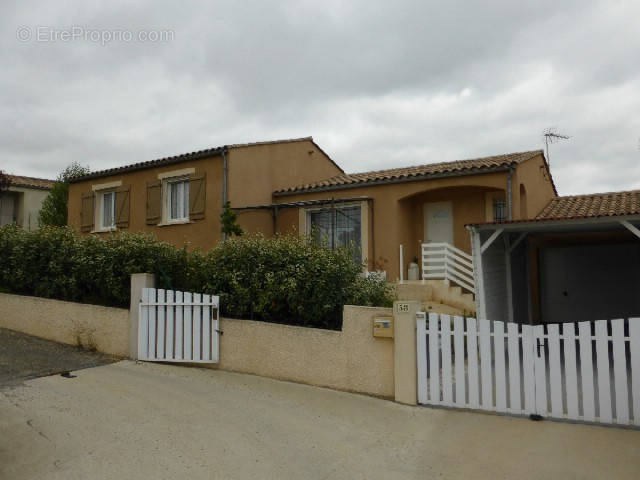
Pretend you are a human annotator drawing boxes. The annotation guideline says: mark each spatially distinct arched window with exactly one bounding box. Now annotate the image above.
[519,184,528,219]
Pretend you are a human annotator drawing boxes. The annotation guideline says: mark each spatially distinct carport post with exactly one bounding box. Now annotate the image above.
[393,300,420,405]
[129,273,156,359]
[470,227,486,320]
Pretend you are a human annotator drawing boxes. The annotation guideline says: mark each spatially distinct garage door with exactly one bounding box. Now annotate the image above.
[540,243,640,323]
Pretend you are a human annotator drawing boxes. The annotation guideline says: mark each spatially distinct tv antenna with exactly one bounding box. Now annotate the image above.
[543,127,570,166]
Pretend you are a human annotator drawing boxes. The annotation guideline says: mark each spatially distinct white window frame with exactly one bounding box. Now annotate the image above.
[90,180,122,233]
[163,176,190,224]
[92,189,117,232]
[303,201,368,265]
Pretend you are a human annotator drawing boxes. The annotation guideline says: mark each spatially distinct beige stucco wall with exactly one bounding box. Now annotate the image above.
[512,154,556,220]
[67,139,342,249]
[68,154,225,250]
[275,170,511,279]
[228,140,343,208]
[274,154,557,280]
[228,140,343,236]
[6,186,50,231]
[0,293,129,356]
[0,291,393,398]
[212,305,395,398]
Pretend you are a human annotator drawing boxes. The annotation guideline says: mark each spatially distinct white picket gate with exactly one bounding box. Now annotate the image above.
[138,288,220,363]
[417,312,640,427]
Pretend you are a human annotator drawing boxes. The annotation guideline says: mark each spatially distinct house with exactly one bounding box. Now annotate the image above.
[0,175,54,231]
[67,138,557,296]
[469,189,640,323]
[266,149,556,283]
[67,138,343,248]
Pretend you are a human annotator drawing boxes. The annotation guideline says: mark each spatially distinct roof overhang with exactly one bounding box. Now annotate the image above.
[69,147,226,183]
[273,165,513,197]
[469,214,640,233]
[69,136,342,184]
[9,182,53,191]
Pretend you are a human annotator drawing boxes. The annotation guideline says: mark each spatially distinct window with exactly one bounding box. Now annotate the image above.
[101,191,116,229]
[0,193,17,227]
[167,179,189,221]
[308,204,362,264]
[493,199,507,223]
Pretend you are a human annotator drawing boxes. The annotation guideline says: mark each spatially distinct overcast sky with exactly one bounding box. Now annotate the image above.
[2,1,639,195]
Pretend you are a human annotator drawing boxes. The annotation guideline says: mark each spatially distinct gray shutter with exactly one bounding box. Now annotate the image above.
[80,192,94,232]
[189,173,206,221]
[115,185,130,229]
[146,180,162,225]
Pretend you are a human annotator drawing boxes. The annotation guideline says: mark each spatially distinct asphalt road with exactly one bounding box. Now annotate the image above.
[1,360,639,479]
[0,328,117,387]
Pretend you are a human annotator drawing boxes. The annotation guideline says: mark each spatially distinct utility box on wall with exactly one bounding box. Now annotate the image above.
[373,315,394,338]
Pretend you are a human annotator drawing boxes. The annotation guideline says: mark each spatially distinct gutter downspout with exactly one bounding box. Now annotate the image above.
[368,198,375,272]
[222,148,228,241]
[507,167,514,221]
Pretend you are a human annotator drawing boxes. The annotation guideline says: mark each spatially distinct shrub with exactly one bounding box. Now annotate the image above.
[0,225,393,329]
[220,201,243,237]
[194,234,394,328]
[39,162,91,227]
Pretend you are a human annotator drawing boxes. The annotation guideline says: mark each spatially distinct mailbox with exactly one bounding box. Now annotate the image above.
[373,315,393,338]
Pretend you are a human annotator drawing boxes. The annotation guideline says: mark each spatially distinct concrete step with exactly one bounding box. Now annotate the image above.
[395,282,433,303]
[395,280,476,315]
[449,285,462,297]
[461,292,475,303]
[421,301,468,317]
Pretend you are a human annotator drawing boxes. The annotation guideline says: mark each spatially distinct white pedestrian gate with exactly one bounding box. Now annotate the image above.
[417,313,640,427]
[138,288,220,363]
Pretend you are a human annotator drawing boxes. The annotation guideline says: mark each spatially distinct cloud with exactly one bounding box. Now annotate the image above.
[1,0,639,195]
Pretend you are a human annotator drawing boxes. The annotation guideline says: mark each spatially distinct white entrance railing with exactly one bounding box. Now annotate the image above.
[417,312,640,427]
[138,287,220,363]
[421,242,475,294]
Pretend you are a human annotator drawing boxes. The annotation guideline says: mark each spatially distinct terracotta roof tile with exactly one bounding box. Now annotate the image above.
[69,137,340,183]
[274,150,545,195]
[536,190,640,220]
[7,175,55,190]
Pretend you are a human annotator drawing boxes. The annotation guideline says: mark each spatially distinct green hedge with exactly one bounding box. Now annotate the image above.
[0,225,393,329]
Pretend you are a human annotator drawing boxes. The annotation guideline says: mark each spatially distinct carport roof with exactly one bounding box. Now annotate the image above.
[470,189,640,228]
[537,189,640,220]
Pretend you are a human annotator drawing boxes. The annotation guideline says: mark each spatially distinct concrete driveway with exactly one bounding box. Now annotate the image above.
[1,360,639,480]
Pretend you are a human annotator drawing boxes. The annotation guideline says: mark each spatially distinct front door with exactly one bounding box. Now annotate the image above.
[424,201,453,244]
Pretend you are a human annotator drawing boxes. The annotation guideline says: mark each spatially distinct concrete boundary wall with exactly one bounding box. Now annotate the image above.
[213,305,394,398]
[0,287,396,398]
[0,292,129,356]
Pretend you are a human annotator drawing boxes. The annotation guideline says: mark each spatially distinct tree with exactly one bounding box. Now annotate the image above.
[220,201,243,238]
[39,162,90,227]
